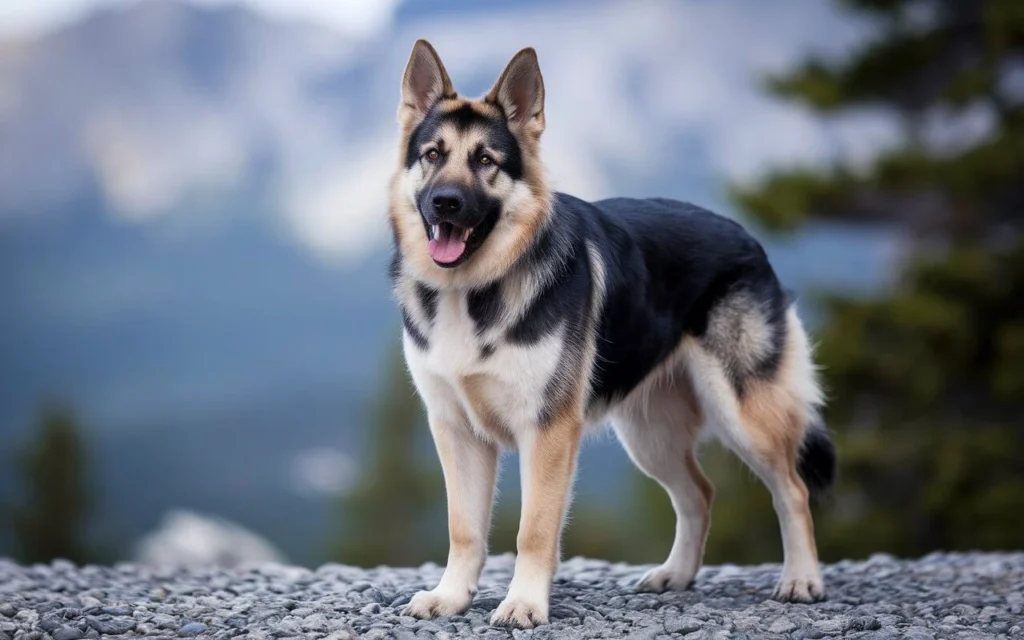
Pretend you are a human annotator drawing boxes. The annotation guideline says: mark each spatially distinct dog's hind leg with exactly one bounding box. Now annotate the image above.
[685,307,830,603]
[611,369,714,592]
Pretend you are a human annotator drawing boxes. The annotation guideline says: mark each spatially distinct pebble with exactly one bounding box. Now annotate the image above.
[0,553,1018,638]
[664,615,703,634]
[151,613,178,629]
[86,616,135,635]
[769,617,798,633]
[177,621,207,636]
[100,606,132,617]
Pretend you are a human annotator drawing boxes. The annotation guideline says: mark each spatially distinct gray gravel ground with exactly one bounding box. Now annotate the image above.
[1,552,1021,639]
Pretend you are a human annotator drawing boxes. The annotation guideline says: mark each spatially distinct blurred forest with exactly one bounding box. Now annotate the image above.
[3,405,98,565]
[3,0,1021,569]
[726,0,1024,560]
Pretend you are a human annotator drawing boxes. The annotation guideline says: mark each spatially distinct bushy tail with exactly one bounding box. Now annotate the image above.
[797,420,836,499]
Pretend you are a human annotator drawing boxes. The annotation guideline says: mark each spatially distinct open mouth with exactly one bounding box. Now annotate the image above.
[427,222,474,265]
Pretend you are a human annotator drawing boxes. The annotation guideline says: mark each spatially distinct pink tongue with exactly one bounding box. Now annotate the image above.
[428,230,466,264]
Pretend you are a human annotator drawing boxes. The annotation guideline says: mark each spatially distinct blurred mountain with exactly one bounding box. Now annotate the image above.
[0,0,391,424]
[0,0,399,564]
[0,0,356,219]
[0,0,900,565]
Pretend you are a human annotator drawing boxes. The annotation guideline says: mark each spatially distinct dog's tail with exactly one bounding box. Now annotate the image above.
[797,418,836,499]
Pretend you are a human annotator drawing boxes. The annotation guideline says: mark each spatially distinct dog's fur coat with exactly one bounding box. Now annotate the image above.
[388,40,836,629]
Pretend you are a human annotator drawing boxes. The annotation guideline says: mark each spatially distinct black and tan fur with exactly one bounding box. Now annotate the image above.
[389,40,836,629]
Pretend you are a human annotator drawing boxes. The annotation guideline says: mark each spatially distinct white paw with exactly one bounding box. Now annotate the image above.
[636,564,696,593]
[489,595,548,629]
[402,587,474,619]
[772,571,826,603]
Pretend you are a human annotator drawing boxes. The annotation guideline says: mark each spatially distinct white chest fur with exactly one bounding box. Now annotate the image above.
[403,290,565,447]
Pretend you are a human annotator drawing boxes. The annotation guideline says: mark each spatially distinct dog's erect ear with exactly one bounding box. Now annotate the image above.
[486,47,545,136]
[400,39,455,123]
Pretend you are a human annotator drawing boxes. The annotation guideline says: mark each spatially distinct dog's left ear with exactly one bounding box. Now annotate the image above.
[486,47,545,137]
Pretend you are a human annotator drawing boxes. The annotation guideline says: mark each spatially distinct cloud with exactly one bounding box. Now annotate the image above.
[203,0,403,39]
[0,0,403,39]
[289,446,358,498]
[84,105,247,221]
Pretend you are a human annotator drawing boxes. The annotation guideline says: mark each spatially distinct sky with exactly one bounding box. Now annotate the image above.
[0,0,405,39]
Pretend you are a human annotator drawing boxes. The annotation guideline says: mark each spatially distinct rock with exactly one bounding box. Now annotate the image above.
[812,618,846,635]
[225,616,246,628]
[135,510,286,570]
[769,617,799,634]
[858,616,885,631]
[99,607,131,617]
[665,616,703,634]
[37,616,62,633]
[273,618,303,636]
[177,622,207,636]
[85,616,135,635]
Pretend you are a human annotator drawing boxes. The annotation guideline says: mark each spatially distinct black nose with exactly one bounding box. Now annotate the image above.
[432,189,464,216]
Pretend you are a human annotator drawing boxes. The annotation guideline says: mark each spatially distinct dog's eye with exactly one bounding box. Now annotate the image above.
[479,154,493,166]
[425,149,439,162]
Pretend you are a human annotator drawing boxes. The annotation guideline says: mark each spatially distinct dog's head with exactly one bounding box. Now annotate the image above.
[389,40,551,288]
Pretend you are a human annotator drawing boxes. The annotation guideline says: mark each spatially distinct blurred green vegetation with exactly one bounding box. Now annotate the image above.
[332,349,447,567]
[718,0,1024,561]
[3,403,98,565]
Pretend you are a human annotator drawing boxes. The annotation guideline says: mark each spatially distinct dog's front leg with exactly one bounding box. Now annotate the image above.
[491,415,582,628]
[404,413,498,619]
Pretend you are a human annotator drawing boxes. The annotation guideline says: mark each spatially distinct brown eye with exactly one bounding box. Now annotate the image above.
[479,154,493,166]
[426,149,439,162]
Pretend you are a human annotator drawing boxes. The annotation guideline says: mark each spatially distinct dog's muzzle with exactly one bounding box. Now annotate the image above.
[420,184,482,266]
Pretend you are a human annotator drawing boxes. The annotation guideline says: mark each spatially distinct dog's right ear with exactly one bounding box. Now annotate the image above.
[399,39,455,125]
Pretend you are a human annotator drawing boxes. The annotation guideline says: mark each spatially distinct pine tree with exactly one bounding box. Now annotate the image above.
[9,404,95,564]
[333,346,446,566]
[719,0,1024,559]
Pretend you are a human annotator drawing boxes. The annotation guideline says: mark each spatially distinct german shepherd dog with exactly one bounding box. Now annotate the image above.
[389,40,835,628]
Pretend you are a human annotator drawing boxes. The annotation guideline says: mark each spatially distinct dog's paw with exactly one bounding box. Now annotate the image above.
[772,572,826,604]
[402,588,473,619]
[635,564,695,593]
[489,596,548,629]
